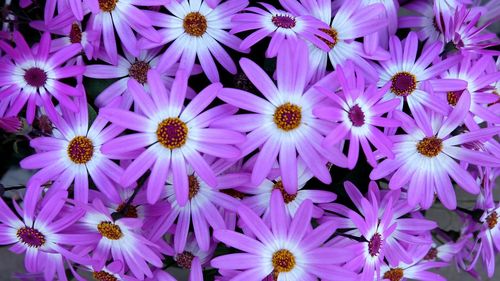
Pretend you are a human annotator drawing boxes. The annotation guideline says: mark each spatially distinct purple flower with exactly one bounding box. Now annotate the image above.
[0,188,87,280]
[371,92,500,209]
[75,198,163,280]
[313,62,401,168]
[20,93,123,203]
[376,32,466,117]
[140,0,248,82]
[0,32,83,123]
[84,48,196,108]
[214,41,347,194]
[100,70,244,205]
[232,2,332,57]
[399,1,443,43]
[441,54,500,125]
[148,161,242,253]
[281,0,390,81]
[86,0,161,64]
[211,190,357,281]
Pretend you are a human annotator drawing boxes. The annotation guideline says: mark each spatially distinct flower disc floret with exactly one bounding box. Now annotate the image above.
[273,181,297,203]
[383,268,404,281]
[416,136,442,157]
[486,212,498,229]
[67,136,94,164]
[273,103,302,131]
[156,118,188,149]
[390,72,417,96]
[368,233,382,256]
[183,12,208,37]
[93,271,118,281]
[176,251,195,269]
[272,249,296,273]
[69,23,82,43]
[24,67,47,88]
[348,104,365,127]
[98,0,117,12]
[128,61,150,84]
[97,221,123,240]
[17,227,46,248]
[271,14,296,29]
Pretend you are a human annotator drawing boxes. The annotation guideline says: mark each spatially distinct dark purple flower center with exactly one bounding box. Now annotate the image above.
[273,103,302,131]
[348,104,365,127]
[183,12,207,37]
[390,72,417,96]
[93,271,118,281]
[156,118,188,149]
[486,212,498,229]
[69,23,82,43]
[447,90,463,106]
[17,227,46,248]
[220,188,246,199]
[67,136,94,164]
[383,268,404,281]
[416,136,442,157]
[273,180,297,204]
[188,175,200,200]
[368,233,382,256]
[176,251,195,269]
[424,247,438,260]
[98,0,117,12]
[272,249,296,274]
[97,221,123,240]
[24,67,47,88]
[272,14,296,29]
[128,60,150,84]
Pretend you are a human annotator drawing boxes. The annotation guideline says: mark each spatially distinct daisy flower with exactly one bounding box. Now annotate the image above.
[370,92,500,210]
[20,91,123,203]
[45,0,86,22]
[100,70,244,206]
[0,32,83,123]
[441,5,499,55]
[441,54,500,126]
[238,159,337,219]
[30,13,97,59]
[86,0,161,64]
[321,181,436,267]
[211,190,358,281]
[140,0,248,82]
[359,0,399,51]
[0,189,87,281]
[313,62,401,168]
[231,2,332,58]
[148,161,242,253]
[398,1,444,43]
[475,204,500,276]
[377,31,466,116]
[84,48,194,108]
[281,0,389,81]
[76,198,163,280]
[214,41,347,194]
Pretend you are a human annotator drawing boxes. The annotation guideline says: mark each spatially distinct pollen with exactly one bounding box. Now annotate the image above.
[272,14,296,29]
[98,0,117,12]
[156,118,188,149]
[446,91,462,106]
[368,233,382,257]
[188,175,200,200]
[97,221,123,240]
[116,203,138,218]
[128,60,150,84]
[273,180,297,204]
[383,267,404,281]
[317,28,338,49]
[273,103,302,131]
[390,72,417,96]
[93,271,118,281]
[67,136,94,164]
[272,249,296,274]
[416,136,443,157]
[183,12,207,37]
[486,212,498,229]
[69,23,82,43]
[348,104,365,127]
[221,188,246,199]
[17,227,46,248]
[176,251,195,269]
[24,67,47,88]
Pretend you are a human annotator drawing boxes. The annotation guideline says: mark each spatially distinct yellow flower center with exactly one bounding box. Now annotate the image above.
[183,12,207,37]
[273,103,302,131]
[188,175,200,200]
[383,268,404,281]
[273,180,297,204]
[272,249,296,274]
[93,270,118,281]
[317,27,338,49]
[416,136,442,157]
[67,136,94,164]
[156,118,188,149]
[98,0,117,12]
[486,212,498,229]
[97,221,123,240]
